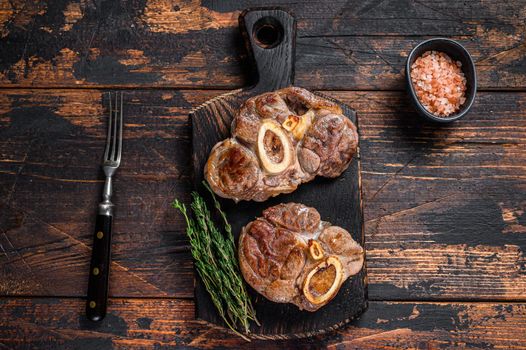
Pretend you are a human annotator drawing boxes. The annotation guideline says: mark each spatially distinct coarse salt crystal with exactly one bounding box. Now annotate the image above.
[410,51,467,117]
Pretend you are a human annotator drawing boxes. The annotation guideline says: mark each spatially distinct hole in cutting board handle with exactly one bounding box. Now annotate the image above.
[239,8,296,91]
[252,16,284,49]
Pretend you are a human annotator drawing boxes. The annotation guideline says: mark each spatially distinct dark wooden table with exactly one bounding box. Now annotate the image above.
[1,1,525,348]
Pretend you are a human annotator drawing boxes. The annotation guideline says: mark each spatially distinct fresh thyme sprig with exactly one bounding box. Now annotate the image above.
[172,181,259,340]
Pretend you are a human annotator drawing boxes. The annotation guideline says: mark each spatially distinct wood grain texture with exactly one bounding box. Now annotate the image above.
[0,297,525,349]
[0,0,525,89]
[1,89,524,302]
[0,89,195,298]
[340,90,526,300]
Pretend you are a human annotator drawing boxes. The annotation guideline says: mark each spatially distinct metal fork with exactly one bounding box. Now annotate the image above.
[86,92,123,322]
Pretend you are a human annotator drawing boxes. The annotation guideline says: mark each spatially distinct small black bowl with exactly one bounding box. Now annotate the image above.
[405,38,477,123]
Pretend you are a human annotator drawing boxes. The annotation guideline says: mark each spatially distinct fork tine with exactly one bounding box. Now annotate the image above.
[103,92,113,161]
[116,92,123,162]
[110,92,118,161]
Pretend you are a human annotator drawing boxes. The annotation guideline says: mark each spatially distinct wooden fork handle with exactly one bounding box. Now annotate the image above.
[86,214,112,322]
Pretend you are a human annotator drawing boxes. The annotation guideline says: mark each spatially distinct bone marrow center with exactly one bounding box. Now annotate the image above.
[263,129,285,163]
[309,264,336,296]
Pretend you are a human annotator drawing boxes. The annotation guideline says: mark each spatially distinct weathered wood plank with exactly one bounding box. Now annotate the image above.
[0,89,196,297]
[0,89,525,300]
[333,90,526,300]
[0,298,525,349]
[0,0,524,89]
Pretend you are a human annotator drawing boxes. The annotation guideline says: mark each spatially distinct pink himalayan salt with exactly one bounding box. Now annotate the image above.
[410,51,467,117]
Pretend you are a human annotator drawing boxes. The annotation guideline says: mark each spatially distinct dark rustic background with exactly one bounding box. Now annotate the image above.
[0,0,525,349]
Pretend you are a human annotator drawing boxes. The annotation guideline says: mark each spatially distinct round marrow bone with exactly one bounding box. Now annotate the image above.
[308,239,324,260]
[257,119,294,174]
[282,110,314,141]
[303,256,344,305]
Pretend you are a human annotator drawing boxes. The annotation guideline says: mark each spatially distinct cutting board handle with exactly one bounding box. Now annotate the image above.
[239,8,296,92]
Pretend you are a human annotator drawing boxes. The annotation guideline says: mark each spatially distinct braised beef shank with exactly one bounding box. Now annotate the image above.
[205,87,358,201]
[238,203,364,312]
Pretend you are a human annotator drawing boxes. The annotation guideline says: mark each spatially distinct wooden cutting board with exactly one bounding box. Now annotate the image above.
[190,7,367,339]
